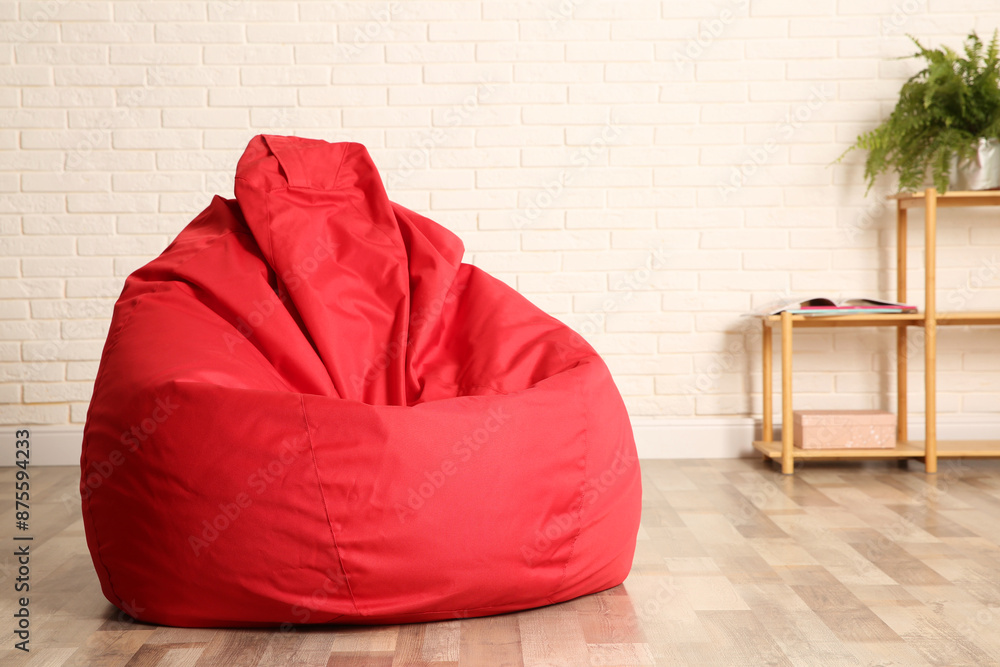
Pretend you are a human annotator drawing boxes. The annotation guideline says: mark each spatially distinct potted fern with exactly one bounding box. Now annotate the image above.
[841,30,1000,194]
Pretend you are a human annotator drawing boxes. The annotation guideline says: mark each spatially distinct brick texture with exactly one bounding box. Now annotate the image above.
[3,1,1000,424]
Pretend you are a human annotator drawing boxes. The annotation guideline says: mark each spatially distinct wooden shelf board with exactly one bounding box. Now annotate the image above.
[891,190,1000,209]
[926,440,1000,457]
[754,439,1000,460]
[761,313,923,327]
[753,440,923,459]
[936,311,1000,326]
[758,311,1000,327]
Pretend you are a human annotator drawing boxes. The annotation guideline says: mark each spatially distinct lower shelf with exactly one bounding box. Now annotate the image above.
[753,439,1000,460]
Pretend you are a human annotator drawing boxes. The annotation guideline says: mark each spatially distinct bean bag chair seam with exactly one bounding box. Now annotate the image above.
[298,392,363,617]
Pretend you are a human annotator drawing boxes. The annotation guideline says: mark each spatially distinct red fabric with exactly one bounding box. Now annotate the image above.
[80,135,641,627]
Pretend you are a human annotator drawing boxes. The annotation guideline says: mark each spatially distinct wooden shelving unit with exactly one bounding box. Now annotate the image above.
[754,187,1000,474]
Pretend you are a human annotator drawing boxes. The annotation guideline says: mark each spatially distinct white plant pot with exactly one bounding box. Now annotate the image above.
[948,137,1000,191]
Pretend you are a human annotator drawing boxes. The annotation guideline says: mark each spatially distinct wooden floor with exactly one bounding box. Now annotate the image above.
[5,458,1000,666]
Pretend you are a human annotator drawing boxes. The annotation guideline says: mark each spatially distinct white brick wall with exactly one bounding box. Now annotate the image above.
[4,1,1000,427]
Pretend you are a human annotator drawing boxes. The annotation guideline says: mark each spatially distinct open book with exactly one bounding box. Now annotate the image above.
[753,296,918,317]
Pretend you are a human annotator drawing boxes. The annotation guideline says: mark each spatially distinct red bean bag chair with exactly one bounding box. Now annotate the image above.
[80,135,641,627]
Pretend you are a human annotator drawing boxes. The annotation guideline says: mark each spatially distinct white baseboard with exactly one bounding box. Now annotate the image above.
[632,417,758,459]
[4,416,1000,465]
[1,426,84,467]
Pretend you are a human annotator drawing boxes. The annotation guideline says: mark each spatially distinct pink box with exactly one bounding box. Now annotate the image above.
[793,410,896,449]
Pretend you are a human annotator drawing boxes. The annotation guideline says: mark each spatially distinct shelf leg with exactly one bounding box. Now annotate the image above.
[897,200,908,445]
[781,311,794,475]
[762,320,773,443]
[897,325,907,443]
[925,187,938,474]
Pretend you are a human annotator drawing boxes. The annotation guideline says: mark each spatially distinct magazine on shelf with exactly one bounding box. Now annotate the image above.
[752,296,918,317]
